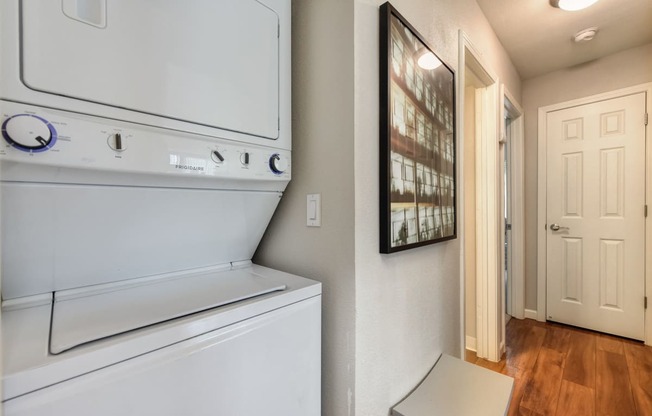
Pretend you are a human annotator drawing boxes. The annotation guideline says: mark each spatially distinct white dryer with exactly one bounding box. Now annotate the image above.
[0,1,321,415]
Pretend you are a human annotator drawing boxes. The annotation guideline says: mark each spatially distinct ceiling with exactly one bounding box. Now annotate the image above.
[475,0,652,79]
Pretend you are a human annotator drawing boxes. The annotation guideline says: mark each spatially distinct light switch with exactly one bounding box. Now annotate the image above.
[308,201,317,220]
[307,194,321,227]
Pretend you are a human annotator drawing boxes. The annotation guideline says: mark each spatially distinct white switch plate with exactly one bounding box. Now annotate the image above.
[307,194,321,227]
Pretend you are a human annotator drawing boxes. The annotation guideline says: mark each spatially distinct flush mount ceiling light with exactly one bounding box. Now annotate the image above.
[417,52,442,70]
[549,0,599,11]
[573,27,599,42]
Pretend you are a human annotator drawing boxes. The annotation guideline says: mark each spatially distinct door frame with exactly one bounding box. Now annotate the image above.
[501,86,525,322]
[537,82,652,345]
[458,30,502,361]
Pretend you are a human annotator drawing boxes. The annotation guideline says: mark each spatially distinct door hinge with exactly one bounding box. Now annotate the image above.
[645,296,648,309]
[646,205,648,217]
[645,113,649,126]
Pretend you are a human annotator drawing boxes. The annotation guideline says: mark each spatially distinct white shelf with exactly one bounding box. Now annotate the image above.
[392,354,513,416]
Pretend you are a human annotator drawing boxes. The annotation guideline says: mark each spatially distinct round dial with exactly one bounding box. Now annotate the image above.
[269,154,288,174]
[107,133,127,152]
[2,114,57,152]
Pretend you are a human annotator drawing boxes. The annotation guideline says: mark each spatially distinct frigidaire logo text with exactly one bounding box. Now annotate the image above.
[174,165,204,171]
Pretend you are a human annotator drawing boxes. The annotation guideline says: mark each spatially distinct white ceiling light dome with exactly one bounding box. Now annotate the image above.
[416,51,442,70]
[550,0,600,11]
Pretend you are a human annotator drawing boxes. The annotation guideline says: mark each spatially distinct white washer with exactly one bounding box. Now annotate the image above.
[3,264,321,416]
[0,102,321,416]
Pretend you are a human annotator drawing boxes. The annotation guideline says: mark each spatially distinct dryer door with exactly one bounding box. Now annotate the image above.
[21,0,279,139]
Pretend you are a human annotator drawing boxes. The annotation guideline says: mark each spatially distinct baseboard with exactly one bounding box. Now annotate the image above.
[465,336,477,352]
[524,309,538,320]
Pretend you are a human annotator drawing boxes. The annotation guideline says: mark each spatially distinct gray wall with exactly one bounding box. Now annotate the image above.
[257,0,521,415]
[353,0,519,415]
[254,1,356,416]
[522,42,652,310]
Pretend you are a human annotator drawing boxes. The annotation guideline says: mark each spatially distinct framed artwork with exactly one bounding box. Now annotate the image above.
[379,2,456,253]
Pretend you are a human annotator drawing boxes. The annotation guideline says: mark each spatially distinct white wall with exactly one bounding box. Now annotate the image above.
[353,0,520,415]
[257,1,521,415]
[522,42,652,311]
[254,1,356,416]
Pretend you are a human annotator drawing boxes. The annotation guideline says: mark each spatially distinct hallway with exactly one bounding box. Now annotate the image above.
[466,318,652,415]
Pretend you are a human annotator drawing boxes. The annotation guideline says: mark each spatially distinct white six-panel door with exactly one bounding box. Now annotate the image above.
[546,92,646,340]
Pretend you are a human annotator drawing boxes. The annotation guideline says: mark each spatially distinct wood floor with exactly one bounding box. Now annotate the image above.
[465,318,652,416]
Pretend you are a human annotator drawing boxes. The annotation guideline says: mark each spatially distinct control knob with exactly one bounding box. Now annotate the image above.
[211,150,225,164]
[269,153,288,174]
[2,114,57,152]
[240,151,250,166]
[108,133,126,151]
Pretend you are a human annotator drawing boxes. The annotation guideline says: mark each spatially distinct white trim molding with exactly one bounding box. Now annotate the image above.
[501,86,525,322]
[645,84,652,347]
[524,309,538,321]
[537,82,652,345]
[499,85,525,358]
[465,336,477,352]
[459,30,501,362]
[457,31,467,360]
[537,104,548,323]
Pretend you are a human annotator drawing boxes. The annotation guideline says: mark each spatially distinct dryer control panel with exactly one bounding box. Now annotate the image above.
[0,102,291,182]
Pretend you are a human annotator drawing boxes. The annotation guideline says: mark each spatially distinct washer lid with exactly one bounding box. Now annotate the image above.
[50,266,286,354]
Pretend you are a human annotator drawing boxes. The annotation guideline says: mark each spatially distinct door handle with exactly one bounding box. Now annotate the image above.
[550,223,569,231]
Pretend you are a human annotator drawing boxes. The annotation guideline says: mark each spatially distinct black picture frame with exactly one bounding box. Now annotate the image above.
[379,2,457,253]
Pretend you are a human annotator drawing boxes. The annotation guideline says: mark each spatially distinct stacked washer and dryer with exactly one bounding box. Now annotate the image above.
[0,1,321,415]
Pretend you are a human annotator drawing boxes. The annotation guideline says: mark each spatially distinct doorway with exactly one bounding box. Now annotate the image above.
[537,83,652,344]
[500,88,525,355]
[504,116,512,321]
[459,32,525,362]
[460,31,501,361]
[545,92,645,339]
[463,68,484,353]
